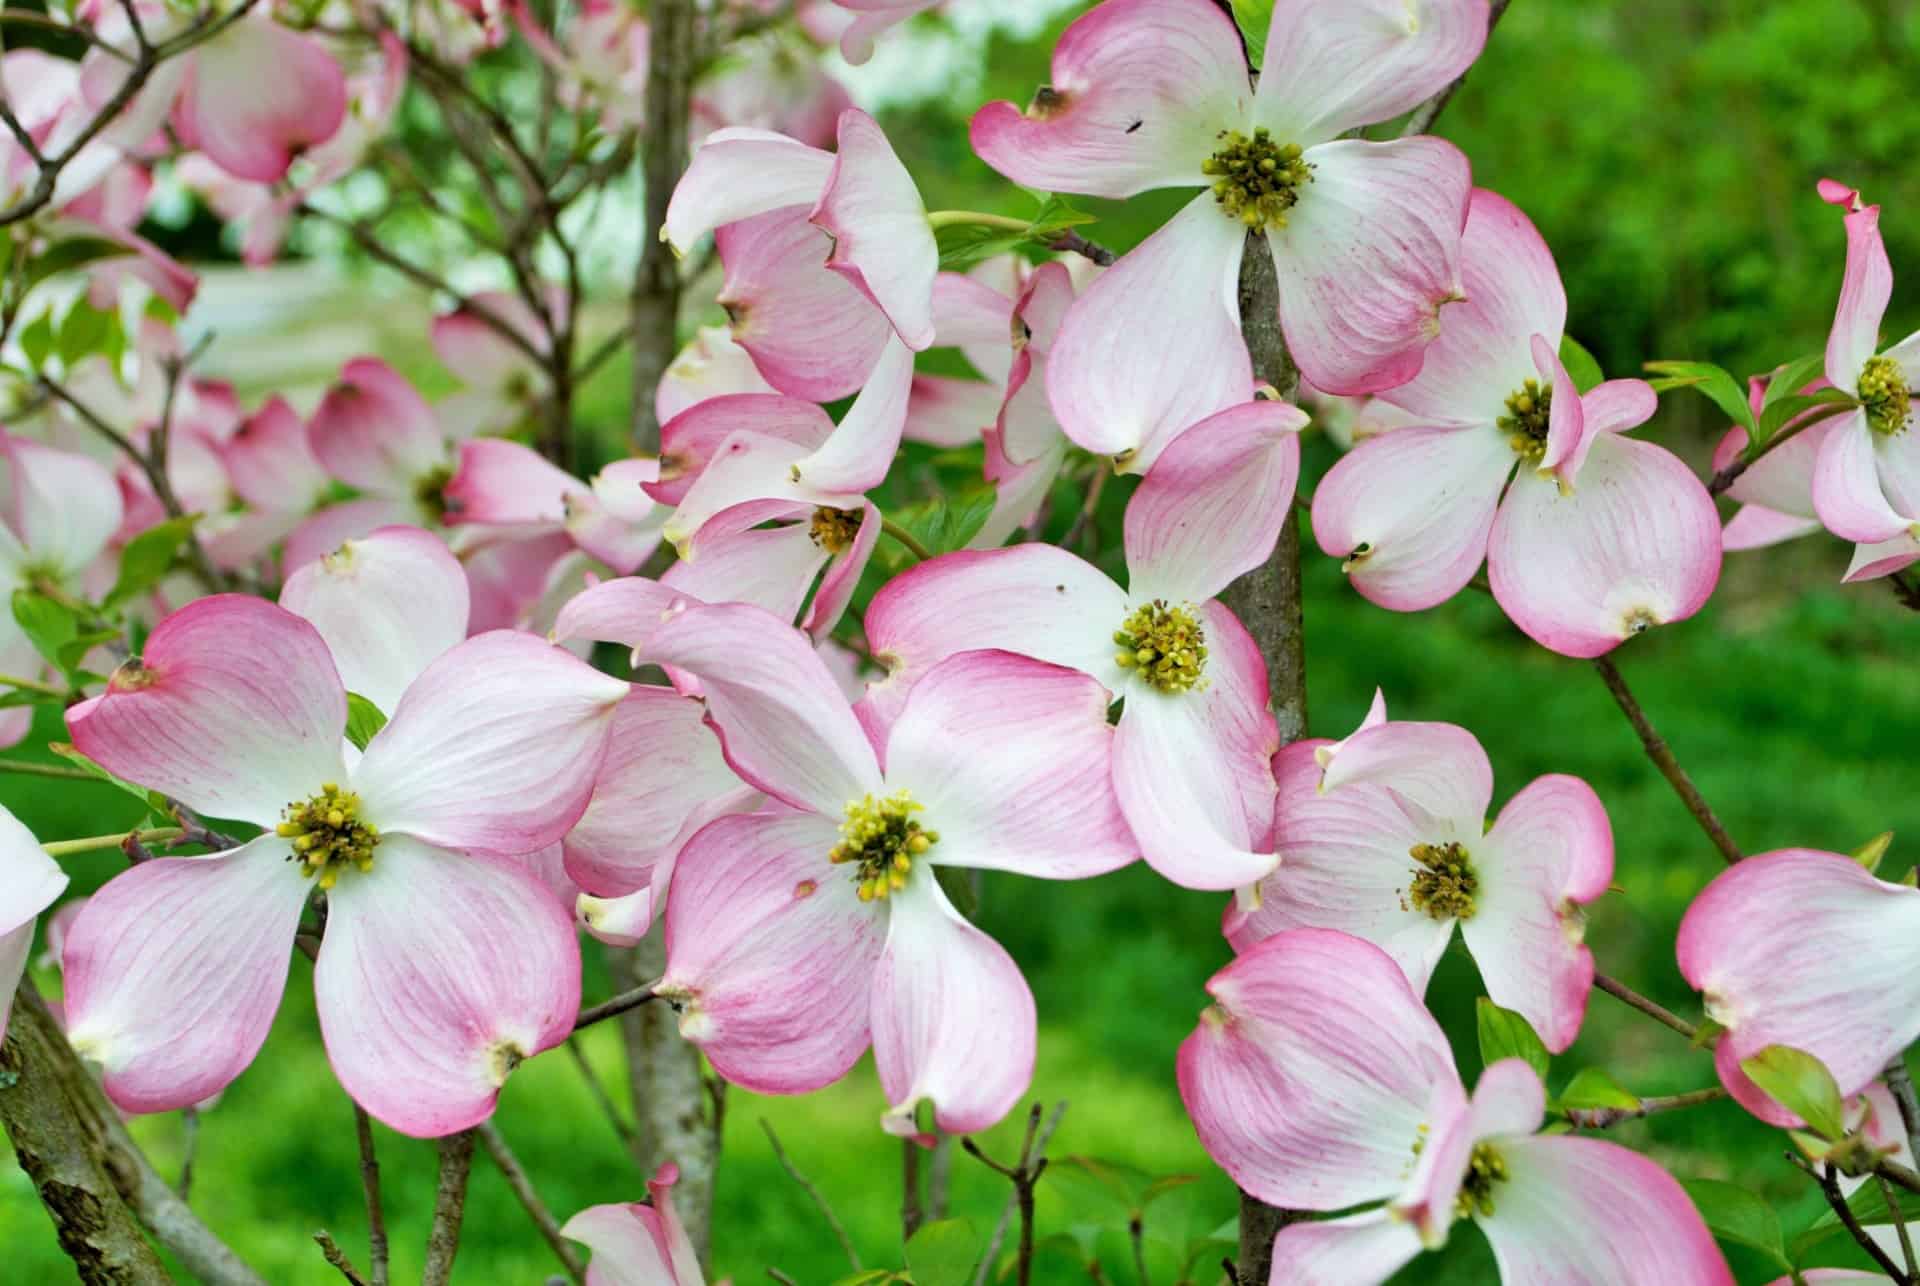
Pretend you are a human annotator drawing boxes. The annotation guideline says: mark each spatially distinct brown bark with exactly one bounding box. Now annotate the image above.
[628,0,697,453]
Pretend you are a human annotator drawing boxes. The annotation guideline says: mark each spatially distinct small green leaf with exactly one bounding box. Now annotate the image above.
[12,589,79,671]
[345,693,389,752]
[1475,998,1550,1082]
[17,309,54,369]
[1852,831,1894,873]
[830,1273,907,1286]
[57,629,120,673]
[50,742,167,812]
[905,1218,979,1286]
[1753,387,1856,448]
[105,515,200,609]
[880,489,997,571]
[1645,360,1756,434]
[1558,336,1605,394]
[1691,1016,1727,1049]
[1759,351,1829,417]
[57,297,114,366]
[1229,0,1273,66]
[1741,1045,1846,1139]
[934,196,1095,272]
[1679,1178,1790,1270]
[1555,1067,1640,1112]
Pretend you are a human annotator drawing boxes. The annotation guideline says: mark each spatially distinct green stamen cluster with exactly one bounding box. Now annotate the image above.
[277,784,379,891]
[414,464,454,523]
[830,789,938,902]
[1113,600,1208,694]
[1859,356,1911,435]
[1406,841,1478,921]
[1454,1142,1510,1218]
[1201,127,1313,230]
[1499,378,1553,461]
[810,506,864,555]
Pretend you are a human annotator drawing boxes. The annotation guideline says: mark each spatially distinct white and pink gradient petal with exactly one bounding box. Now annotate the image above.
[661,433,824,561]
[1678,849,1920,1126]
[308,357,449,496]
[1178,928,1460,1210]
[562,1163,703,1286]
[0,921,31,1042]
[316,839,580,1137]
[1724,505,1823,552]
[1253,0,1491,144]
[175,18,347,183]
[996,264,1077,467]
[872,872,1035,1139]
[3,433,124,578]
[904,375,1000,449]
[1812,409,1916,543]
[651,391,835,508]
[1531,334,1591,485]
[431,290,550,396]
[0,807,65,939]
[1846,531,1920,582]
[663,127,834,253]
[800,498,881,638]
[833,0,941,64]
[966,0,1248,199]
[1820,179,1890,395]
[550,576,693,658]
[352,631,626,856]
[655,325,778,425]
[279,525,470,715]
[1395,1058,1543,1248]
[67,595,349,829]
[790,332,917,493]
[1269,1209,1427,1285]
[660,811,883,1095]
[661,501,826,627]
[1123,398,1307,604]
[1270,136,1471,397]
[810,109,937,351]
[1317,716,1494,834]
[1488,433,1723,659]
[61,838,310,1115]
[1479,1134,1734,1285]
[221,396,329,511]
[1047,195,1251,470]
[283,497,417,575]
[1462,774,1613,1054]
[443,437,579,528]
[931,271,1016,386]
[880,650,1135,879]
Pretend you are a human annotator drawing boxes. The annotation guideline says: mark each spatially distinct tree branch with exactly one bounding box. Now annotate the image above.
[761,1118,861,1271]
[422,1130,476,1286]
[1789,1153,1912,1283]
[629,0,697,452]
[1593,972,1700,1041]
[962,1104,1056,1286]
[1592,655,1742,864]
[1563,1087,1727,1130]
[477,1120,587,1284]
[352,1106,389,1286]
[972,1102,1066,1286]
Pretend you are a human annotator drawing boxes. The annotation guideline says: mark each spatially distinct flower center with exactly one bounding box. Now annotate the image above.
[1113,600,1208,694]
[414,463,454,523]
[1859,356,1911,435]
[1454,1141,1509,1219]
[809,505,864,555]
[277,783,379,891]
[830,788,938,902]
[1499,378,1553,461]
[1405,841,1478,921]
[1201,128,1313,231]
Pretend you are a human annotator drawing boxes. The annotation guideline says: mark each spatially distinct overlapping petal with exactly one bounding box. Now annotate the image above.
[811,109,937,350]
[176,18,347,183]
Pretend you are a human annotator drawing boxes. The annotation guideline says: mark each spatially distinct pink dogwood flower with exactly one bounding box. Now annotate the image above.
[970,0,1487,470]
[1,807,68,1042]
[431,290,560,436]
[206,396,333,573]
[862,397,1306,890]
[59,581,626,1135]
[1180,928,1733,1284]
[1678,848,1920,1127]
[655,325,779,425]
[563,1163,704,1286]
[443,439,667,575]
[1311,188,1722,657]
[1227,694,1612,1053]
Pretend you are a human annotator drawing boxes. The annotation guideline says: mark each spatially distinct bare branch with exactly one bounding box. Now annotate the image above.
[574,982,664,1031]
[760,1118,861,1271]
[1593,973,1700,1041]
[315,1231,371,1286]
[1563,1087,1727,1130]
[422,1130,477,1286]
[353,1105,389,1286]
[629,0,697,452]
[476,1120,588,1284]
[1592,655,1743,865]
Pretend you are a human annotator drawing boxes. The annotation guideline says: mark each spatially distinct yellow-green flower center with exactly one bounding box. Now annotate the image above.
[277,783,379,890]
[1201,128,1313,231]
[1406,841,1478,921]
[414,463,454,523]
[809,505,864,555]
[1113,600,1208,695]
[1454,1141,1509,1219]
[1499,378,1553,461]
[1859,356,1911,435]
[829,789,937,903]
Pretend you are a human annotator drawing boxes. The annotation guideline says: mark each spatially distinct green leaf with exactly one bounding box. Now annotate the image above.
[105,515,200,609]
[21,237,130,296]
[17,308,54,370]
[1554,1067,1640,1112]
[1760,351,1829,418]
[50,743,167,813]
[1754,387,1856,448]
[12,588,79,671]
[830,1273,907,1286]
[879,489,997,571]
[1645,360,1756,434]
[1475,998,1550,1082]
[1558,335,1605,394]
[57,629,120,674]
[1229,0,1273,66]
[934,196,1095,272]
[1680,1178,1790,1270]
[1049,1155,1201,1219]
[1741,1045,1846,1139]
[905,1219,979,1286]
[57,297,114,366]
[345,693,389,752]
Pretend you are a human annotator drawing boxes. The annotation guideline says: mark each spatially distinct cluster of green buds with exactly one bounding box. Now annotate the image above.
[810,505,864,554]
[277,784,379,891]
[1406,840,1479,921]
[830,788,938,902]
[1202,127,1314,230]
[1454,1141,1510,1218]
[1499,378,1554,461]
[1114,600,1209,695]
[1858,355,1912,435]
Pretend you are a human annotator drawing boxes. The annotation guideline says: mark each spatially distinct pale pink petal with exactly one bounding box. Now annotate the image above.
[1812,410,1913,543]
[800,498,881,637]
[1177,928,1460,1209]
[62,839,309,1114]
[810,109,936,350]
[222,395,329,511]
[661,503,824,625]
[352,631,626,854]
[443,437,581,528]
[1318,716,1493,831]
[652,390,834,507]
[1461,775,1612,1053]
[1488,433,1723,658]
[2,433,123,577]
[966,0,1249,198]
[316,838,579,1136]
[560,1202,678,1286]
[1846,531,1920,582]
[176,18,347,183]
[1271,136,1471,396]
[664,127,834,253]
[0,920,30,1042]
[1719,393,1833,519]
[661,431,822,558]
[430,289,548,393]
[68,595,347,828]
[279,525,470,714]
[995,266,1076,466]
[791,332,916,493]
[1821,180,1890,394]
[1269,1210,1426,1285]
[309,357,448,496]
[566,478,666,577]
[550,576,692,655]
[931,271,1016,385]
[905,375,999,448]
[1047,195,1250,469]
[1724,505,1822,552]
[1125,399,1307,603]
[973,432,1069,549]
[1480,1134,1734,1285]
[872,872,1034,1137]
[1253,0,1491,143]
[577,886,658,949]
[0,806,65,937]
[880,650,1134,879]
[1873,413,1920,519]
[283,497,416,574]
[655,324,778,424]
[835,0,940,64]
[660,811,882,1094]
[1531,334,1591,484]
[1395,1058,1543,1246]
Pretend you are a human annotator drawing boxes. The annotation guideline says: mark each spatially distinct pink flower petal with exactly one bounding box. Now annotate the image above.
[1124,398,1307,603]
[176,18,346,183]
[279,525,470,715]
[0,920,31,1043]
[222,395,329,511]
[790,332,916,493]
[810,109,937,350]
[653,391,835,508]
[1047,194,1250,469]
[967,0,1248,198]
[443,437,581,528]
[1532,333,1592,485]
[316,838,580,1136]
[660,811,882,1094]
[1270,1210,1426,1284]
[353,630,626,855]
[68,595,348,828]
[431,290,549,396]
[800,498,881,638]
[1396,1057,1543,1246]
[1821,180,1890,394]
[996,263,1078,467]
[872,872,1035,1137]
[664,127,834,254]
[905,374,1000,448]
[0,806,64,937]
[931,271,1016,385]
[563,1164,702,1286]
[656,325,778,425]
[1845,531,1920,582]
[834,0,941,64]
[283,497,416,574]
[62,839,309,1114]
[1488,433,1723,658]
[1724,504,1823,552]
[308,357,448,496]
[2,433,122,578]
[1253,0,1490,143]
[1812,410,1914,543]
[881,649,1134,879]
[661,432,824,560]
[661,503,827,626]
[1317,715,1493,833]
[1271,136,1471,396]
[551,576,693,655]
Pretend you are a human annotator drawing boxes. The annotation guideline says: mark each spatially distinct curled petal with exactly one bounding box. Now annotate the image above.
[664,127,833,253]
[662,503,826,626]
[283,497,416,575]
[1845,530,1920,583]
[0,806,64,938]
[551,576,693,654]
[1821,180,1891,394]
[1254,0,1491,143]
[1531,334,1590,484]
[905,375,1000,449]
[652,391,834,508]
[308,357,448,496]
[656,325,778,424]
[1317,716,1493,834]
[1724,505,1822,552]
[562,1163,702,1286]
[443,437,581,528]
[1270,1209,1426,1286]
[222,396,329,511]
[176,18,347,183]
[810,109,937,350]
[790,332,916,494]
[835,0,941,64]
[1396,1058,1544,1247]
[1812,411,1914,543]
[800,498,881,638]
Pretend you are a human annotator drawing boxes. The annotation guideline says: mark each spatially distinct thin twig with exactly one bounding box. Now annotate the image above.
[964,1103,1061,1286]
[314,1231,371,1286]
[1563,1086,1727,1129]
[903,1135,926,1241]
[1592,655,1743,865]
[1887,1058,1920,1174]
[177,1106,199,1200]
[353,1106,389,1286]
[1399,0,1514,137]
[422,1130,477,1286]
[881,518,935,564]
[628,0,697,453]
[1047,229,1116,266]
[1789,1154,1911,1282]
[768,1271,799,1285]
[760,1119,861,1271]
[1882,1173,1919,1282]
[0,757,89,778]
[1707,402,1856,497]
[574,982,663,1030]
[565,1037,635,1145]
[477,1120,587,1284]
[1593,973,1700,1040]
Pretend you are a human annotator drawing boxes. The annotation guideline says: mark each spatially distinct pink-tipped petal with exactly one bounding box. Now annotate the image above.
[431,290,549,396]
[834,0,941,64]
[664,127,834,253]
[791,332,916,493]
[2,434,123,577]
[0,921,30,1042]
[1531,334,1591,483]
[1269,1210,1427,1285]
[904,375,1000,448]
[810,109,936,350]
[800,498,881,638]
[442,437,582,528]
[652,390,835,507]
[1824,185,1892,394]
[1845,531,1920,582]
[176,18,347,183]
[1317,717,1493,832]
[1395,1058,1543,1247]
[1724,505,1823,552]
[283,497,417,574]
[316,838,580,1136]
[560,1203,677,1286]
[222,396,328,511]
[656,325,779,424]
[1812,410,1914,543]
[932,271,1016,385]
[308,357,448,496]
[551,577,693,654]
[661,502,826,626]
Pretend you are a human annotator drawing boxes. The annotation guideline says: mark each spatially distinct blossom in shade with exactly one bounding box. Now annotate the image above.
[59,585,626,1136]
[443,439,667,575]
[562,1163,704,1286]
[431,290,558,436]
[0,807,68,1042]
[1228,694,1611,1053]
[970,0,1488,471]
[1678,848,1920,1127]
[207,396,333,573]
[1179,928,1733,1285]
[1311,188,1722,657]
